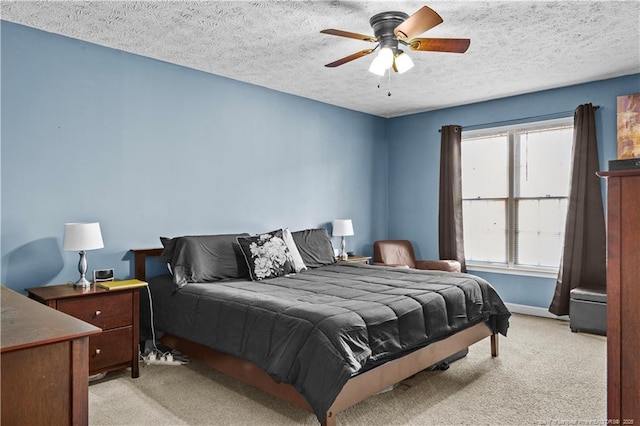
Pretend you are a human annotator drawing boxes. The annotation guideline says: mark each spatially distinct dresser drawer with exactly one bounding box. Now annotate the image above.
[57,292,132,330]
[89,327,132,373]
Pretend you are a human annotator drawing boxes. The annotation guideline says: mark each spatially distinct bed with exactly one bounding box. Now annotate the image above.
[132,229,510,426]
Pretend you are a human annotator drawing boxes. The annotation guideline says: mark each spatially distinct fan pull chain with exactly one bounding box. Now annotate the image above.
[375,70,392,96]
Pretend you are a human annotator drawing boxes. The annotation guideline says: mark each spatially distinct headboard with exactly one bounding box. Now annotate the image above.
[130,248,163,280]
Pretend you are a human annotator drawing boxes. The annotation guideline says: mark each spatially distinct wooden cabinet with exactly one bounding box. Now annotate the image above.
[1,286,101,425]
[600,169,640,423]
[27,283,144,378]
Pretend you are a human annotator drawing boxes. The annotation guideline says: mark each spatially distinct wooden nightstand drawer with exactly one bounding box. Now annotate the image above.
[57,292,132,330]
[89,327,132,373]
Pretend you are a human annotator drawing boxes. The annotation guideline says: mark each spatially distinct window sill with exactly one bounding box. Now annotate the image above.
[466,262,559,279]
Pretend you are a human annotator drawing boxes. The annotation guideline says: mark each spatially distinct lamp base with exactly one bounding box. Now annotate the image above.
[74,276,92,288]
[74,250,91,288]
[338,236,349,261]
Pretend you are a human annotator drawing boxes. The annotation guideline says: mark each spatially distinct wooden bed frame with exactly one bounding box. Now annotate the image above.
[132,248,499,426]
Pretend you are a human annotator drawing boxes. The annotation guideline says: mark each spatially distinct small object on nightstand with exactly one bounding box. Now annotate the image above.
[97,279,148,291]
[93,268,115,283]
[338,255,371,265]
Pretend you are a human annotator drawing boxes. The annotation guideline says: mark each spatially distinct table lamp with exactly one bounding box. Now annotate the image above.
[332,219,354,261]
[63,222,104,287]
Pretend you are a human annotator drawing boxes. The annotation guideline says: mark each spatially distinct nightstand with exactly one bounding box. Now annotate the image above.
[338,255,371,265]
[26,283,145,378]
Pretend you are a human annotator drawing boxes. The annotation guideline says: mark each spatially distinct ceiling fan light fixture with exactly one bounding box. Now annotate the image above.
[369,47,394,76]
[394,51,414,74]
[322,5,470,80]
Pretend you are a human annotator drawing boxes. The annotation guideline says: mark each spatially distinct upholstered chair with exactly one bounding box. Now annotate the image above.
[373,240,462,272]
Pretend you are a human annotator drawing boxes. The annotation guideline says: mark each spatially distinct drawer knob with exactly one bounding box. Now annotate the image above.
[95,310,101,317]
[95,348,101,355]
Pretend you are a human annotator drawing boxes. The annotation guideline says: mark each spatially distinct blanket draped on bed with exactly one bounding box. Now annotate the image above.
[145,263,511,422]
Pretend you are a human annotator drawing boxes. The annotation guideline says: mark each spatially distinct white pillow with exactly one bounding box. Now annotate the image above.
[282,228,307,272]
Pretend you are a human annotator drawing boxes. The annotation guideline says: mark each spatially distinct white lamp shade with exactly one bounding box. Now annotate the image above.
[368,56,387,76]
[63,222,104,251]
[377,47,393,68]
[395,52,414,74]
[332,219,354,237]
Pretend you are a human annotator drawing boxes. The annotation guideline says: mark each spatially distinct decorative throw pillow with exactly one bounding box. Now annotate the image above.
[282,228,307,273]
[237,230,295,281]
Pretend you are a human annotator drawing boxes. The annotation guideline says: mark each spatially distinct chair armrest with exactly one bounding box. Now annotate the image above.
[415,260,462,272]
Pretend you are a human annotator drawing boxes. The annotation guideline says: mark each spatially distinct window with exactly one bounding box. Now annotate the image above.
[461,118,573,275]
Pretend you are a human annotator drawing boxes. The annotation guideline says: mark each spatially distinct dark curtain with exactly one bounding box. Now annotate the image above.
[439,125,467,272]
[549,103,606,316]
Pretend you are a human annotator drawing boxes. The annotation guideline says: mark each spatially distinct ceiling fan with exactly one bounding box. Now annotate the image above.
[321,5,470,75]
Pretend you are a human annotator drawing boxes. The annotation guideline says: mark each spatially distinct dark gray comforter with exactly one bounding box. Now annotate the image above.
[143,263,510,421]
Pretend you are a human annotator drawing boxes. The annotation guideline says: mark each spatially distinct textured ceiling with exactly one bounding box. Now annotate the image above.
[2,1,639,118]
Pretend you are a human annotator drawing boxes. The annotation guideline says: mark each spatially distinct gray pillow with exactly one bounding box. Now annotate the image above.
[159,234,250,289]
[291,228,337,268]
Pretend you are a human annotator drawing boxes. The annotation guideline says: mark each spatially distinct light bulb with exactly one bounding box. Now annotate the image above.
[395,51,414,74]
[369,47,394,76]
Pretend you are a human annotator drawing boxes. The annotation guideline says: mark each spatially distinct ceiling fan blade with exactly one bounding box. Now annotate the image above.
[320,29,377,43]
[324,49,375,68]
[409,38,471,53]
[394,6,443,40]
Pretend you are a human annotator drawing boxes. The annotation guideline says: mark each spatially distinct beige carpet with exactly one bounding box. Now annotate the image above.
[88,314,606,425]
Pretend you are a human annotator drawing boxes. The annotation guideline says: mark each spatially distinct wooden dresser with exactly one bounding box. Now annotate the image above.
[1,286,101,426]
[600,169,640,423]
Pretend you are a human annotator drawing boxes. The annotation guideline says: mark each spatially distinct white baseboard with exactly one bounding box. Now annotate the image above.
[505,302,569,321]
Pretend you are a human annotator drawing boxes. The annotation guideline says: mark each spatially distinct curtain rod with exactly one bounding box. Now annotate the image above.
[438,105,600,132]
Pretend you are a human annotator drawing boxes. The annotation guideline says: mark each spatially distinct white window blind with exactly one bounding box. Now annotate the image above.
[461,118,573,274]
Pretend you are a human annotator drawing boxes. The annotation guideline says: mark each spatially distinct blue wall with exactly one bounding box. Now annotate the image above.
[387,74,640,308]
[2,21,638,309]
[0,22,388,293]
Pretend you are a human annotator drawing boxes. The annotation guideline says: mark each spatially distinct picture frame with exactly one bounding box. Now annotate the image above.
[93,268,115,283]
[617,93,640,159]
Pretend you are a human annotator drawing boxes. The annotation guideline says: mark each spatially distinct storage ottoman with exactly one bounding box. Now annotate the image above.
[569,287,607,335]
